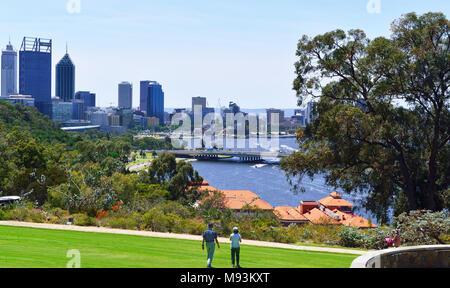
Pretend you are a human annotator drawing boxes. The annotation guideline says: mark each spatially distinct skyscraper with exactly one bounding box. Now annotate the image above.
[1,41,17,96]
[75,91,96,111]
[19,37,52,116]
[192,96,206,113]
[55,49,75,102]
[140,81,164,125]
[118,82,132,109]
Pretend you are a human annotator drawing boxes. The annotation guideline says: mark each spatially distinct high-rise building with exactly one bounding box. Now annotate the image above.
[118,82,132,109]
[1,41,17,96]
[19,37,52,116]
[72,99,84,120]
[192,96,206,113]
[75,91,96,111]
[140,81,164,125]
[266,108,285,126]
[51,97,73,123]
[55,50,75,102]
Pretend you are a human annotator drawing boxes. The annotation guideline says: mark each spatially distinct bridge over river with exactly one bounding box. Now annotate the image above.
[153,150,292,163]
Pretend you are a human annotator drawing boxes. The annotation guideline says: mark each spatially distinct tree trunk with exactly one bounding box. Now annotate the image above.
[426,104,441,211]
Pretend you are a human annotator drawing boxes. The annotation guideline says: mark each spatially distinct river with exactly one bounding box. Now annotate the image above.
[189,137,372,222]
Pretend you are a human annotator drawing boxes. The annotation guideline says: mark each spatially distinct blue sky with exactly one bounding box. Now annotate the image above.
[1,0,449,109]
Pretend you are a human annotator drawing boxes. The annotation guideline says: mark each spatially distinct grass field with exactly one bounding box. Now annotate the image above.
[0,226,358,268]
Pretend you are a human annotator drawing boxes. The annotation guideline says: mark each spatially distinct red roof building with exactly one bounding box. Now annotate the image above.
[274,206,309,226]
[318,192,353,213]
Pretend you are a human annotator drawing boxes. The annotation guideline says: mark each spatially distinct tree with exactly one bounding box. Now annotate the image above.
[281,12,449,223]
[140,153,204,204]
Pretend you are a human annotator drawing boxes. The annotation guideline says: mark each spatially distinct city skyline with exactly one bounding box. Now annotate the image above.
[1,0,449,109]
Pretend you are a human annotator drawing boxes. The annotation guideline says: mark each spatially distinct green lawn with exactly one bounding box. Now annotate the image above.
[0,226,358,268]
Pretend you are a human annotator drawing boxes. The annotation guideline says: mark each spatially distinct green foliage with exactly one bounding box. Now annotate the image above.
[73,214,97,226]
[338,227,365,248]
[395,210,450,245]
[141,153,204,204]
[132,136,173,151]
[283,12,450,223]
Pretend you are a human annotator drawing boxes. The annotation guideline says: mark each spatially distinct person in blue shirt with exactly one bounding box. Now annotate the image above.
[230,227,242,268]
[202,223,220,268]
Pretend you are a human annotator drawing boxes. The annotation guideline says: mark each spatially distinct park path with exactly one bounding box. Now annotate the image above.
[0,221,366,255]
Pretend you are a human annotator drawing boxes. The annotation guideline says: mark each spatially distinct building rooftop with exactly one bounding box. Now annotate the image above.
[334,210,377,228]
[274,207,308,222]
[318,193,354,208]
[303,208,341,225]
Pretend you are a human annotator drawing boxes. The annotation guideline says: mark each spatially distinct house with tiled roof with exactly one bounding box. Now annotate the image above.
[334,209,377,228]
[274,206,309,226]
[318,192,353,213]
[274,192,377,228]
[221,190,273,213]
[302,208,341,225]
[193,182,273,214]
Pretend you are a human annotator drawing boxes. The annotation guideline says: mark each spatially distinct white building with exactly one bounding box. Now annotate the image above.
[1,42,17,97]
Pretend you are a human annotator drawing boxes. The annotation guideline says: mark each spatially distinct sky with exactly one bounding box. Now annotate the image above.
[1,0,449,109]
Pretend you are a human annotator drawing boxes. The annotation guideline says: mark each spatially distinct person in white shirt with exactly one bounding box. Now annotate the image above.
[230,227,242,268]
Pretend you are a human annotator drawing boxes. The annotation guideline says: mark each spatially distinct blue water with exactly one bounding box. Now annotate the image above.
[190,137,372,221]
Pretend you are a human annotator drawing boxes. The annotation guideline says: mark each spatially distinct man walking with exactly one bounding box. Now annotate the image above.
[202,223,220,268]
[230,227,242,268]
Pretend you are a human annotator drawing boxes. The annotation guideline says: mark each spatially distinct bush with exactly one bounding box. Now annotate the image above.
[361,228,390,250]
[395,210,450,246]
[106,217,138,230]
[338,227,364,248]
[73,214,97,226]
[297,223,342,245]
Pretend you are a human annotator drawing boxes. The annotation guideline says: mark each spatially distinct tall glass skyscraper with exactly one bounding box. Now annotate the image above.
[75,91,96,112]
[19,37,52,116]
[1,41,17,96]
[56,51,75,102]
[118,82,132,109]
[140,81,165,125]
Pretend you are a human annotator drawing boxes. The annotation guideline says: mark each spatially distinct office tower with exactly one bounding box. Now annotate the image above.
[1,41,17,96]
[55,50,75,102]
[140,81,164,125]
[75,91,96,111]
[72,99,84,120]
[19,37,52,116]
[118,82,132,109]
[266,108,285,125]
[192,96,206,113]
[51,97,73,123]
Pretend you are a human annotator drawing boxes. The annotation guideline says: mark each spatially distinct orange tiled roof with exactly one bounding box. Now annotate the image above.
[303,208,341,225]
[274,207,308,222]
[334,210,377,228]
[221,190,273,211]
[318,193,354,208]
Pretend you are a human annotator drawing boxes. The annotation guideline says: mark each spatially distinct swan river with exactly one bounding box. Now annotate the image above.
[188,137,373,222]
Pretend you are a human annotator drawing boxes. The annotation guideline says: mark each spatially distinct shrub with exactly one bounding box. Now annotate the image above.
[106,217,138,230]
[338,227,364,248]
[73,214,97,226]
[395,210,450,246]
[361,228,390,250]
